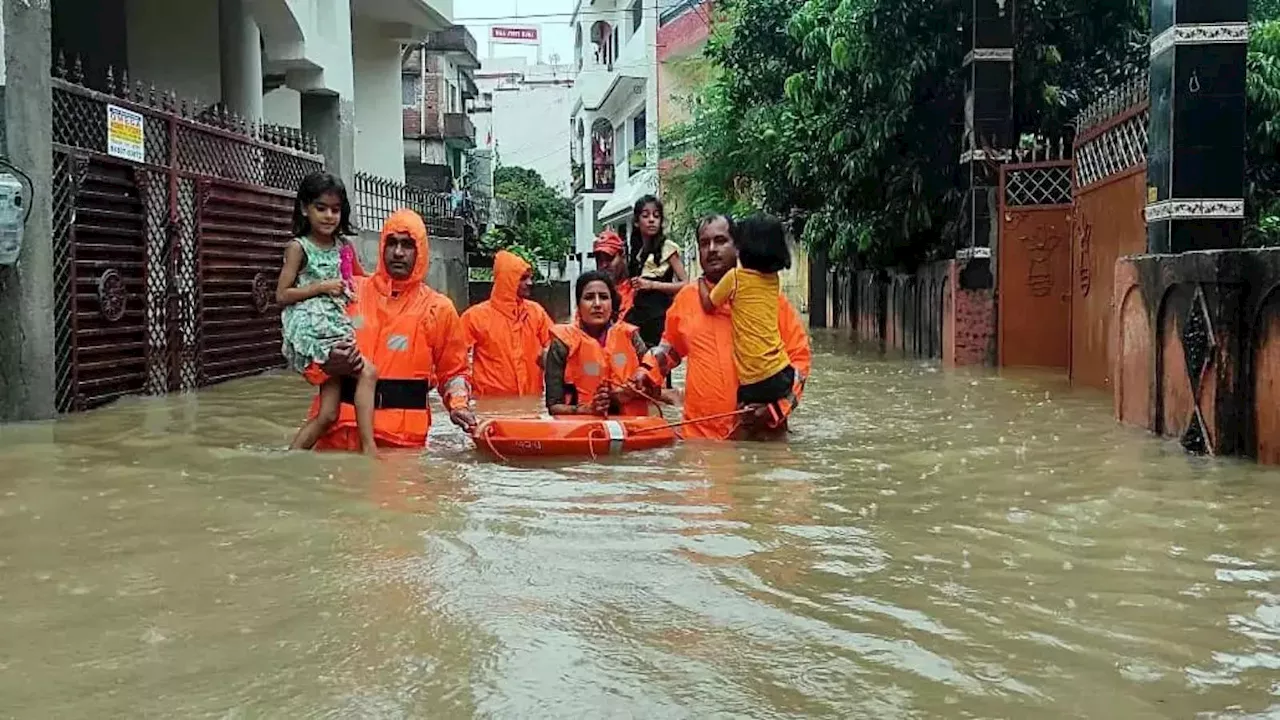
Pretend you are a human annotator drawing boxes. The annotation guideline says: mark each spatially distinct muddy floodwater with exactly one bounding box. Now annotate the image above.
[3,332,1280,718]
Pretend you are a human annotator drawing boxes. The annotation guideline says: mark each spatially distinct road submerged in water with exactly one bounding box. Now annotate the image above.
[2,331,1279,718]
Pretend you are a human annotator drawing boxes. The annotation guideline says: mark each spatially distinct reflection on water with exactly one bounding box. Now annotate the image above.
[2,331,1280,718]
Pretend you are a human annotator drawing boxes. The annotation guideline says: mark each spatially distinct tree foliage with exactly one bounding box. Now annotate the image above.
[1248,18,1280,245]
[672,0,1280,268]
[484,165,574,266]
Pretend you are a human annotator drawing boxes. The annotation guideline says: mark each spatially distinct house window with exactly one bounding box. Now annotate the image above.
[447,81,458,112]
[632,111,647,150]
[401,76,420,106]
[630,0,643,36]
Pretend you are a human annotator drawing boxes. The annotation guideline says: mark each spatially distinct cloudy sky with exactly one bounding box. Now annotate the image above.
[455,0,576,65]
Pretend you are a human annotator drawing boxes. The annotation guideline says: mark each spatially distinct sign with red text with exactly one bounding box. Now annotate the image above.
[490,25,541,45]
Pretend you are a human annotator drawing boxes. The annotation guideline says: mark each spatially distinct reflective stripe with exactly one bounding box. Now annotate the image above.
[386,334,410,352]
[603,420,625,455]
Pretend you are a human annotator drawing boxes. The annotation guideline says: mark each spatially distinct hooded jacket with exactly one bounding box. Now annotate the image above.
[460,250,554,396]
[307,209,472,450]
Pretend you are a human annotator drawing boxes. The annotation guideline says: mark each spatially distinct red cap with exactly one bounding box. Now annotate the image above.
[592,229,625,258]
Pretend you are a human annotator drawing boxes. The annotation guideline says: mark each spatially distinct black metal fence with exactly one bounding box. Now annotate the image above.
[50,55,324,412]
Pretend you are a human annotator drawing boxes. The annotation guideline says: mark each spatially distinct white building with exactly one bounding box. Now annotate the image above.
[51,0,455,185]
[567,0,659,277]
[470,57,575,196]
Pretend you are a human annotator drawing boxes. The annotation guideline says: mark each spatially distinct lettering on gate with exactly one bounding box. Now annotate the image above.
[1020,227,1062,298]
[1077,219,1093,297]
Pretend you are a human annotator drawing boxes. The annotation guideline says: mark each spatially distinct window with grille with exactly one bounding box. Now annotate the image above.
[401,76,419,106]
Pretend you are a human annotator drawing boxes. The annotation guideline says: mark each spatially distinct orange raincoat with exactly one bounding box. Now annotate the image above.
[460,250,553,396]
[642,280,811,440]
[306,209,472,450]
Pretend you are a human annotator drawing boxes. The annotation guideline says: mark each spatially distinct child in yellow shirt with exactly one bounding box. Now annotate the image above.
[698,213,795,407]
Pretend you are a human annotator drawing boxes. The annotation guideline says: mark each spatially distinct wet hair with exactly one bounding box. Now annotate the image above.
[696,213,736,240]
[575,269,622,322]
[734,212,792,274]
[292,171,355,239]
[628,194,665,277]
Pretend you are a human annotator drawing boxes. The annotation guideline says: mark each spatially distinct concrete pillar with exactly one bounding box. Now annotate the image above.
[301,91,355,186]
[1145,0,1249,252]
[218,0,264,122]
[0,0,55,421]
[958,0,1015,266]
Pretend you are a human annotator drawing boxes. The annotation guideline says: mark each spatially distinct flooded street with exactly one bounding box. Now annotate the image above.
[3,331,1280,718]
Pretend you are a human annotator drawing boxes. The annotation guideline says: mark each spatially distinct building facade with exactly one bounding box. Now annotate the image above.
[402,25,479,192]
[567,0,659,280]
[50,0,454,185]
[470,57,575,196]
[0,0,456,422]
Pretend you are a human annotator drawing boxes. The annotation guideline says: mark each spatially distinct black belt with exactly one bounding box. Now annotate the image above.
[339,377,430,410]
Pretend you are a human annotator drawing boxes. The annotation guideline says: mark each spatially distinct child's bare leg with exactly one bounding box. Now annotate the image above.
[353,362,378,456]
[290,377,342,450]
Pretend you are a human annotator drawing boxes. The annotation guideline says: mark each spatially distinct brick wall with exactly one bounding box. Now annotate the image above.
[951,280,995,366]
[423,53,441,132]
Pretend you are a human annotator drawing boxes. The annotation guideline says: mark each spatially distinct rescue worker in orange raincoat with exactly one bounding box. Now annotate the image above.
[591,228,634,320]
[460,250,554,397]
[305,209,476,449]
[630,213,811,440]
[544,270,651,417]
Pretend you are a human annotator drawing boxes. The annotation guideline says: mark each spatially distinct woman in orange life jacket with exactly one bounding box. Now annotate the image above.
[544,270,652,417]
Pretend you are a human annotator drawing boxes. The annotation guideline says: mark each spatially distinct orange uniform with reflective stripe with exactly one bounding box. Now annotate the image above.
[306,209,471,450]
[460,250,553,397]
[644,280,811,440]
[549,321,650,417]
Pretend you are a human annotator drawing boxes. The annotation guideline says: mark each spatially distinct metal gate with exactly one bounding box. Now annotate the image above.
[997,158,1074,369]
[50,63,323,412]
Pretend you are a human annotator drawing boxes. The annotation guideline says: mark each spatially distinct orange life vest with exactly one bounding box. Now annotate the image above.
[549,321,650,417]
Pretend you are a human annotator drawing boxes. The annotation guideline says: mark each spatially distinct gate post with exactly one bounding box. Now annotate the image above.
[950,0,1014,367]
[0,1,55,421]
[1113,0,1264,461]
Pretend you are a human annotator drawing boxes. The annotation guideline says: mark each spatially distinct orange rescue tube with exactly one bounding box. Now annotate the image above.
[473,415,678,459]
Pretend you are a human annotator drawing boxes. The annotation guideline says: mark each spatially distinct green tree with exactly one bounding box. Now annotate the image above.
[676,0,1151,269]
[484,165,574,266]
[1248,18,1280,245]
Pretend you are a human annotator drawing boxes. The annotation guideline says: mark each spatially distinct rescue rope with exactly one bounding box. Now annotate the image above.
[586,425,606,461]
[627,408,755,437]
[476,422,510,464]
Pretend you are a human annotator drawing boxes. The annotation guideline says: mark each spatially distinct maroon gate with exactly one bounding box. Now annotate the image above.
[50,62,323,412]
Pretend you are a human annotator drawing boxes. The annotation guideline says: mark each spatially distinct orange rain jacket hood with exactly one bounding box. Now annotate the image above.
[372,208,430,295]
[461,250,553,397]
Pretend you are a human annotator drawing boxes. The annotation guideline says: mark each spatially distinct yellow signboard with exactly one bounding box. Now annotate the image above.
[107,104,145,163]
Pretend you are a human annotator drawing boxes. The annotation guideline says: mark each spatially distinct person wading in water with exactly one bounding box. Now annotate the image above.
[544,270,650,417]
[630,213,811,440]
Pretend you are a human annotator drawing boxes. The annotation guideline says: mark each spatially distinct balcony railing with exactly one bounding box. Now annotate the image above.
[442,113,475,144]
[424,26,479,67]
[571,161,585,194]
[592,162,615,192]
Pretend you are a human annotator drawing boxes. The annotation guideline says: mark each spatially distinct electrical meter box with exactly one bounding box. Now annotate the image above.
[0,173,26,265]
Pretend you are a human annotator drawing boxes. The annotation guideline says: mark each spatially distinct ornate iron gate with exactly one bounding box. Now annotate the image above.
[50,62,323,412]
